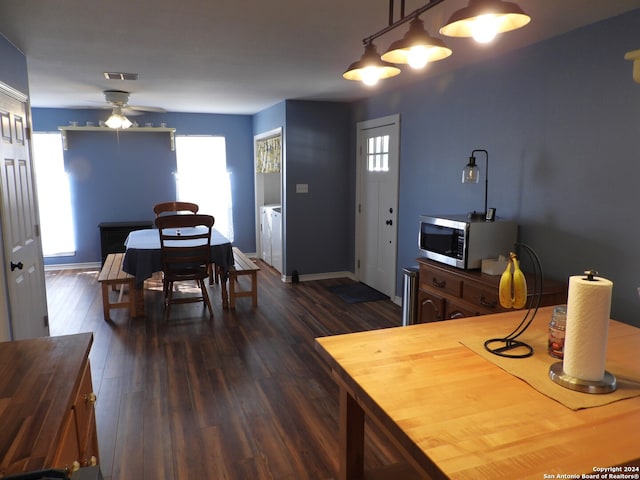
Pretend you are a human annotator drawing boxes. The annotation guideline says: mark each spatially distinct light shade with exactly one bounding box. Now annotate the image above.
[462,149,489,219]
[381,17,452,69]
[343,42,401,86]
[462,156,480,183]
[439,0,530,43]
[105,107,132,129]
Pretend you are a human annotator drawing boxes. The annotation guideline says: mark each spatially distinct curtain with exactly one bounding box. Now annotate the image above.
[256,135,281,173]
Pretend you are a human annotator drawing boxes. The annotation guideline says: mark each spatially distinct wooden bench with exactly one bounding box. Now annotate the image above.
[228,247,260,309]
[97,253,136,320]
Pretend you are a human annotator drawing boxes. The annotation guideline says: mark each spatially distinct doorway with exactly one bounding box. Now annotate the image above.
[355,114,400,299]
[254,128,283,275]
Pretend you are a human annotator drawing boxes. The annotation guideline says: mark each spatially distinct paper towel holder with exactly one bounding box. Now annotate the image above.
[548,362,616,394]
[548,269,617,394]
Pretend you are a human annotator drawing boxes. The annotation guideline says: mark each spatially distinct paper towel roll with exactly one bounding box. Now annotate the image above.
[563,274,613,381]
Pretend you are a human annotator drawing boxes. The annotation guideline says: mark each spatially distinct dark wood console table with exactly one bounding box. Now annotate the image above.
[98,221,153,265]
[417,258,568,323]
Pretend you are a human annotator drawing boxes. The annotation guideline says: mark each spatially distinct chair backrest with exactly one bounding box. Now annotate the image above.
[155,214,215,277]
[153,201,199,217]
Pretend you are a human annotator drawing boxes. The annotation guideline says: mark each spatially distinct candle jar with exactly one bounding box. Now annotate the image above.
[548,305,567,359]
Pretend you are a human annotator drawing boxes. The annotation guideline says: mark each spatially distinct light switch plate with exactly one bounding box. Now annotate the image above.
[296,183,309,193]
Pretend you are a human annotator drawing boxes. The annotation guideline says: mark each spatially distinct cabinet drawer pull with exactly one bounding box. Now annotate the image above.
[432,277,446,288]
[479,296,497,308]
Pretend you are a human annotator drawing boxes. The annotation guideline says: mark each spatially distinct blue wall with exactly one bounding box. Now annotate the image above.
[64,129,174,263]
[283,100,351,277]
[32,109,254,264]
[0,34,29,94]
[252,100,352,277]
[351,9,640,325]
[252,101,285,135]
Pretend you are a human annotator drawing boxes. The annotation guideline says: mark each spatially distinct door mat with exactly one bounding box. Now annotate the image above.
[327,283,388,304]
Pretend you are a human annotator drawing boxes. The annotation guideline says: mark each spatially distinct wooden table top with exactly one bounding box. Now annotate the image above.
[315,306,640,479]
[0,333,93,474]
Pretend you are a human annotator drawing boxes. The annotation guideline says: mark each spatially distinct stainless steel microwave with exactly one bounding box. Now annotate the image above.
[418,214,517,269]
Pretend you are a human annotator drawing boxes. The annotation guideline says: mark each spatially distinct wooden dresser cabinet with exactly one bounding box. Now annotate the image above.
[99,220,153,265]
[0,333,99,477]
[417,258,568,323]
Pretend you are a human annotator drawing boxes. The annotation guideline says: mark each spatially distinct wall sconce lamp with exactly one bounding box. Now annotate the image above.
[105,106,132,129]
[344,0,530,86]
[462,148,489,220]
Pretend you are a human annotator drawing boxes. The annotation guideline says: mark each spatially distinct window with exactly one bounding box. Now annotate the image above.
[32,132,76,257]
[175,136,234,241]
[367,134,390,172]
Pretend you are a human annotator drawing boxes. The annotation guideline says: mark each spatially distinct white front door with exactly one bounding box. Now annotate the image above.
[356,114,400,298]
[0,83,49,340]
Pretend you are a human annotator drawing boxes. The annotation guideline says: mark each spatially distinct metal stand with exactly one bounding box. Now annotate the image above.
[549,362,617,394]
[484,243,542,359]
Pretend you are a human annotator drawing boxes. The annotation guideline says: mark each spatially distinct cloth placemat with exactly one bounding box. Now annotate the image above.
[460,331,640,410]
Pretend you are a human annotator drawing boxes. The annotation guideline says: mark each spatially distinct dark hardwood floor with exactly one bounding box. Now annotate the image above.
[45,260,405,479]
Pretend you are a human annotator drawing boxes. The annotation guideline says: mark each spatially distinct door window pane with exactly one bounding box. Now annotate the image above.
[367,134,390,172]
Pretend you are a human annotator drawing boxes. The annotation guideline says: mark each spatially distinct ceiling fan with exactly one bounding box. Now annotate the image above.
[103,90,165,129]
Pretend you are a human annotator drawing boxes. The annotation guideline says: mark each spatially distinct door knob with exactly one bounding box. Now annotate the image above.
[385,219,393,226]
[10,261,23,271]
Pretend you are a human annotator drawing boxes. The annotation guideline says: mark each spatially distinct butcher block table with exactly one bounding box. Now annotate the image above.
[0,333,99,476]
[315,306,640,480]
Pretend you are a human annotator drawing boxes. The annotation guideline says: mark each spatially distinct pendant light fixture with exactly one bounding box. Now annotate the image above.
[343,0,529,85]
[439,0,531,43]
[343,42,401,86]
[381,16,452,69]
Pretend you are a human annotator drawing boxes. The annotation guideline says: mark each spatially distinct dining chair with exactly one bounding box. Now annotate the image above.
[155,214,215,320]
[154,201,218,284]
[153,201,199,217]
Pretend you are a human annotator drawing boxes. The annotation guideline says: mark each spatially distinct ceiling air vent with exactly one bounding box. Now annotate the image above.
[103,72,139,81]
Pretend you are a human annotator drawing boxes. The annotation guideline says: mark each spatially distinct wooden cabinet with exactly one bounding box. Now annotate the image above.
[417,258,567,322]
[0,333,99,476]
[417,290,445,323]
[99,220,153,265]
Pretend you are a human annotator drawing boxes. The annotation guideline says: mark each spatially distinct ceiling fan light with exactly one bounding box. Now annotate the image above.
[343,42,401,85]
[439,0,530,41]
[105,115,122,129]
[105,108,132,129]
[381,17,452,68]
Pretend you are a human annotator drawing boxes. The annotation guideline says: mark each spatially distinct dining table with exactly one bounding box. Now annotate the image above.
[314,305,640,480]
[122,227,235,313]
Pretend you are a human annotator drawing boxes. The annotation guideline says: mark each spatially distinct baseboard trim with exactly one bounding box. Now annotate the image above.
[44,262,361,291]
[44,262,101,271]
[282,271,355,284]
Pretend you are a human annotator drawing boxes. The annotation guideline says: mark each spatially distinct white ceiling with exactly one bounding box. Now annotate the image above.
[1,0,639,115]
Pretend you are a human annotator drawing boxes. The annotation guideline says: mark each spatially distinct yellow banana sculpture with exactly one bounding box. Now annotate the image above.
[498,252,528,309]
[499,256,514,308]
